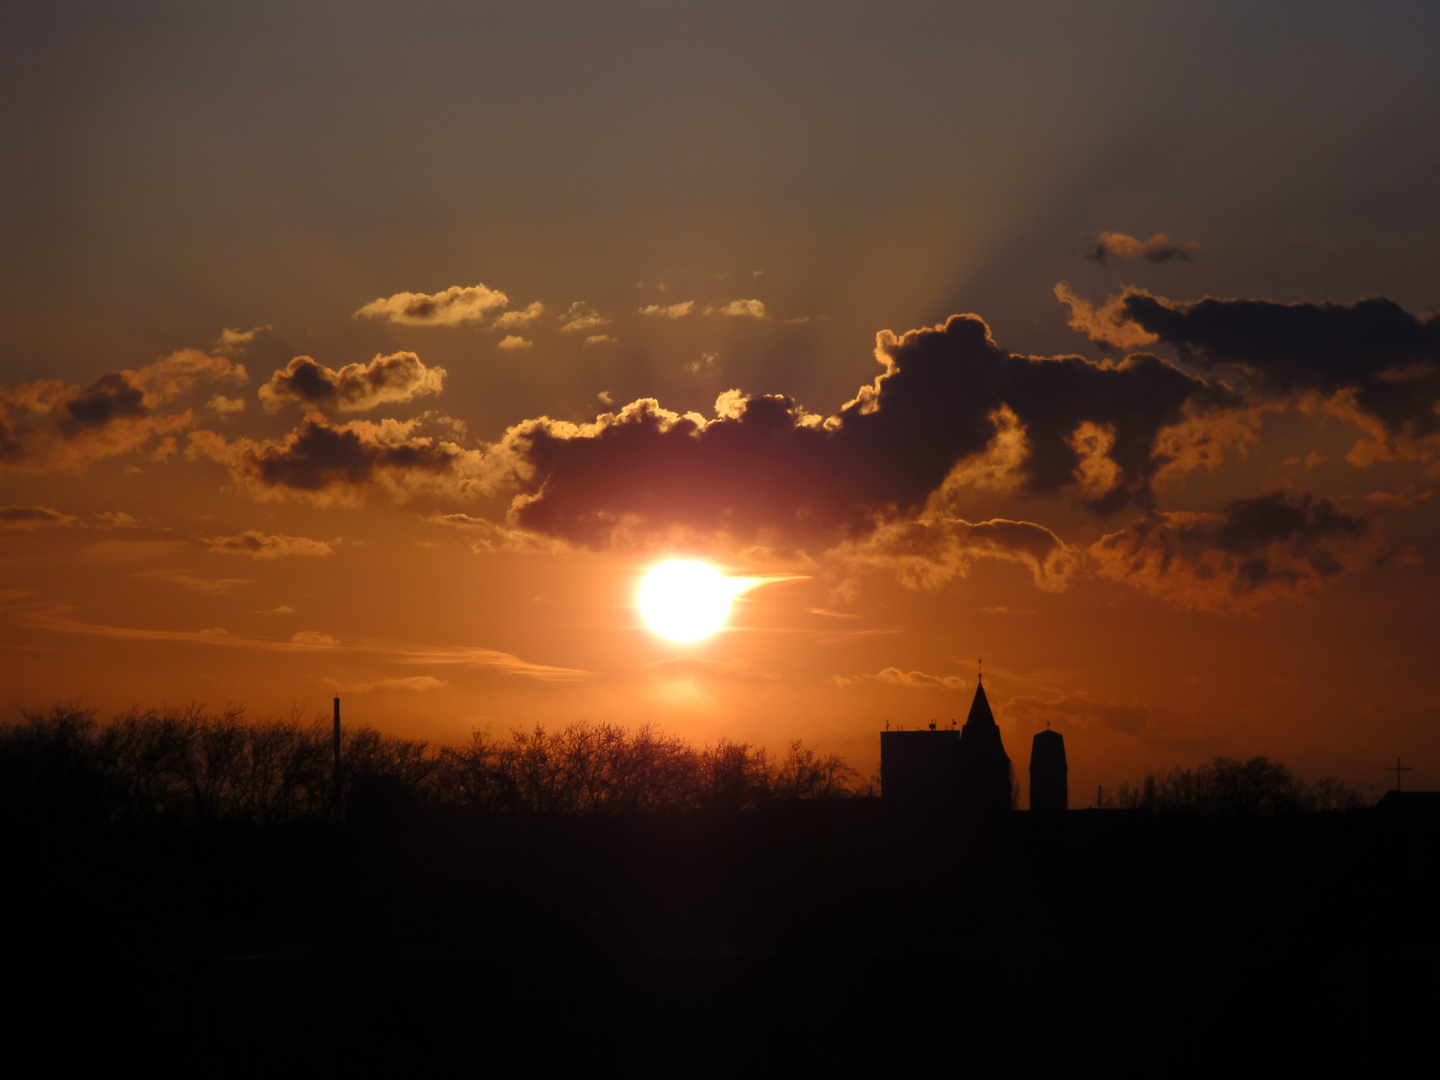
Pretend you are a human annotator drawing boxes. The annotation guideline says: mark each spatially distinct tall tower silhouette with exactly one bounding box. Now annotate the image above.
[1029,727,1068,811]
[956,676,1012,814]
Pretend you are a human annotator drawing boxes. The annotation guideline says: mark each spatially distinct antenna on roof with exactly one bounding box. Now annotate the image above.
[978,658,982,683]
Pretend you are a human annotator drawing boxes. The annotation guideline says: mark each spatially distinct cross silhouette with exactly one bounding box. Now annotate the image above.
[1385,757,1413,792]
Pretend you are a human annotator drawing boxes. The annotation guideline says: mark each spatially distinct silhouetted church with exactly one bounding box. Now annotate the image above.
[880,677,1013,813]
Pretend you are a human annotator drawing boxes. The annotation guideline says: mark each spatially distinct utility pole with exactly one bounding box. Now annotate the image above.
[333,695,342,818]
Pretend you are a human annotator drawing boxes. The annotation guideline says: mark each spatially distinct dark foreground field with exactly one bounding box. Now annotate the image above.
[7,803,1437,1077]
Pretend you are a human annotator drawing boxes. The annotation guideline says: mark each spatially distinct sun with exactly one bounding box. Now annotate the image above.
[638,560,738,642]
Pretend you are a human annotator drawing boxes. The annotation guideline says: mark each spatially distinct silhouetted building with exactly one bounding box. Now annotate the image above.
[956,679,1012,815]
[1029,727,1067,812]
[881,728,960,801]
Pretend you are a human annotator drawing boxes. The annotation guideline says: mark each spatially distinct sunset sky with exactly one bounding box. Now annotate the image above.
[4,2,1439,803]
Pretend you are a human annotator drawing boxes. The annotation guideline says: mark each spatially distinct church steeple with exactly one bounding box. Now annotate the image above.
[956,674,1012,815]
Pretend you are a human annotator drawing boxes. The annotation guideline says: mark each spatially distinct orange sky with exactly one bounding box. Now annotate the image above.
[4,2,1440,803]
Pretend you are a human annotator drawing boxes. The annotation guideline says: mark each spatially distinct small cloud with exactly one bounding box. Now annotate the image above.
[559,302,609,333]
[783,316,811,325]
[1088,231,1200,265]
[291,630,340,647]
[207,394,246,414]
[639,301,695,319]
[584,335,617,347]
[493,302,546,331]
[710,299,768,319]
[200,531,334,559]
[1,505,81,530]
[598,391,614,406]
[214,326,269,358]
[93,511,142,529]
[497,335,533,351]
[687,352,719,375]
[355,283,508,326]
[253,604,296,615]
[982,605,1037,615]
[259,352,445,413]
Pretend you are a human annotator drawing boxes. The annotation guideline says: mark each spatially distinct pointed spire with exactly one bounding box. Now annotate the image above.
[965,678,997,729]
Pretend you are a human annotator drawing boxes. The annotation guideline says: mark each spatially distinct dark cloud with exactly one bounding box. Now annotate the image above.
[188,413,484,505]
[259,352,445,413]
[0,350,245,474]
[0,505,80,530]
[496,314,1238,549]
[60,373,147,432]
[1120,293,1440,455]
[1088,231,1200,265]
[1090,490,1380,614]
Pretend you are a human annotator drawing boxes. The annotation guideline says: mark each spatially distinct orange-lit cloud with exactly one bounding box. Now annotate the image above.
[1088,231,1200,265]
[640,301,695,318]
[356,283,508,326]
[0,350,245,474]
[258,352,445,413]
[1054,284,1160,350]
[829,516,1080,593]
[1090,491,1382,615]
[708,299,768,319]
[493,302,546,330]
[200,531,334,558]
[559,302,609,333]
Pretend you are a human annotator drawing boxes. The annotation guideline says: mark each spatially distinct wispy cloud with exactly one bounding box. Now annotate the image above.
[17,608,340,651]
[393,645,589,681]
[325,675,448,693]
[640,301,694,319]
[134,568,253,593]
[201,531,334,559]
[1,505,80,530]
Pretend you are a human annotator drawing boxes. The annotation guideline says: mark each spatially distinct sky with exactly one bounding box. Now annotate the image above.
[4,1,1440,803]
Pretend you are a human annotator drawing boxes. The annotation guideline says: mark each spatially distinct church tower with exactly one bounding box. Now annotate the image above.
[955,675,1013,815]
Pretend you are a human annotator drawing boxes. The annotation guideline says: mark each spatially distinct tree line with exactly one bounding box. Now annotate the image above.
[1096,755,1366,814]
[0,703,862,825]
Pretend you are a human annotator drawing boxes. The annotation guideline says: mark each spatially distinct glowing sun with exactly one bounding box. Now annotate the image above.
[638,560,739,642]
